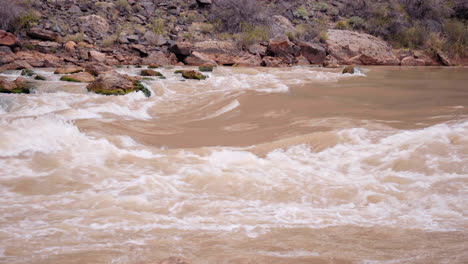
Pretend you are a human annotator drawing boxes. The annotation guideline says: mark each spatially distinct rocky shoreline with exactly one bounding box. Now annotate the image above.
[0,0,465,95]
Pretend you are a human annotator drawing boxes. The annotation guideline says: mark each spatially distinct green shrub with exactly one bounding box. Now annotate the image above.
[349,16,366,30]
[315,2,329,13]
[336,20,349,30]
[443,19,468,57]
[152,18,165,35]
[293,6,309,20]
[319,31,328,43]
[14,9,39,30]
[241,25,270,45]
[115,0,131,12]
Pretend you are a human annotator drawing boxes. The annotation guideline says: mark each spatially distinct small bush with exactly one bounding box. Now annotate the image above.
[293,6,309,20]
[152,18,165,35]
[0,0,25,32]
[319,31,328,43]
[349,16,366,30]
[315,2,329,13]
[336,20,349,30]
[209,0,271,33]
[115,0,131,13]
[241,25,270,45]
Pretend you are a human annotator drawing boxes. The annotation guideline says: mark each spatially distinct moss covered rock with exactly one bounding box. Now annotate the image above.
[140,69,163,77]
[87,71,151,97]
[60,72,96,83]
[21,69,35,76]
[174,70,184,74]
[148,64,161,69]
[198,64,215,72]
[181,70,206,80]
[0,77,32,94]
[342,65,355,74]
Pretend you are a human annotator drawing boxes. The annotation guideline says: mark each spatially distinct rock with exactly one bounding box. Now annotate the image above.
[54,65,84,74]
[323,55,340,68]
[140,69,163,77]
[267,36,298,64]
[79,15,110,39]
[400,56,426,66]
[35,75,46,81]
[130,44,148,56]
[0,30,18,46]
[144,31,167,46]
[234,54,263,67]
[0,47,17,65]
[436,50,452,66]
[297,41,326,64]
[84,62,113,76]
[342,65,355,74]
[142,51,176,65]
[60,72,96,83]
[198,64,214,72]
[87,71,150,97]
[262,56,285,67]
[325,29,399,65]
[148,64,161,69]
[27,28,59,41]
[0,77,32,94]
[21,69,35,76]
[34,41,61,52]
[181,70,206,80]
[159,257,192,264]
[169,42,193,56]
[65,41,77,53]
[184,51,217,66]
[247,44,267,56]
[296,55,311,65]
[270,15,295,37]
[0,60,33,71]
[191,41,243,65]
[89,50,107,62]
[15,51,62,67]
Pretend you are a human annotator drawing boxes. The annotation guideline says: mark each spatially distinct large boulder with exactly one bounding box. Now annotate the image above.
[0,30,18,46]
[15,51,62,67]
[400,56,426,66]
[87,71,150,97]
[79,15,110,39]
[297,41,326,64]
[267,36,298,64]
[0,77,32,94]
[184,51,216,66]
[84,62,114,76]
[234,54,262,67]
[142,51,177,65]
[0,46,16,65]
[169,42,193,57]
[0,60,32,71]
[27,28,59,41]
[270,15,295,37]
[188,41,244,65]
[325,29,399,65]
[180,70,206,80]
[89,50,107,62]
[60,72,96,83]
[54,65,84,74]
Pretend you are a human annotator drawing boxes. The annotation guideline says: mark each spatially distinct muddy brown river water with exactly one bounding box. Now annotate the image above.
[0,66,467,264]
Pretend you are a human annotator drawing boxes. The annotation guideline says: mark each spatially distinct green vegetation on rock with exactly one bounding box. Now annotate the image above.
[198,65,214,72]
[60,76,81,82]
[140,69,163,77]
[181,70,207,80]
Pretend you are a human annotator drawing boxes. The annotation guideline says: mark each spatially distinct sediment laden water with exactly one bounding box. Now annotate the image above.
[0,66,467,264]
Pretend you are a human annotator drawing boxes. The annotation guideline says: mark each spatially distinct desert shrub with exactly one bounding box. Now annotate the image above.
[151,18,165,35]
[348,16,366,30]
[61,32,84,43]
[315,2,329,13]
[241,25,270,45]
[115,0,131,13]
[293,6,309,20]
[319,31,328,43]
[336,20,349,30]
[0,0,25,31]
[209,0,271,33]
[443,19,468,56]
[199,23,214,34]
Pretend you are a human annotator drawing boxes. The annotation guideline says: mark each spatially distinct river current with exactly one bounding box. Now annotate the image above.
[0,66,467,264]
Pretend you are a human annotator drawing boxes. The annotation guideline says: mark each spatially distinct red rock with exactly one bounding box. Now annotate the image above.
[0,30,18,46]
[184,51,217,66]
[89,50,107,63]
[267,36,298,64]
[84,62,113,76]
[234,54,262,67]
[0,60,33,71]
[400,56,426,66]
[325,29,399,65]
[54,65,84,74]
[27,28,59,41]
[169,42,193,56]
[15,51,62,67]
[262,56,286,67]
[297,41,326,64]
[142,51,176,66]
[65,41,77,53]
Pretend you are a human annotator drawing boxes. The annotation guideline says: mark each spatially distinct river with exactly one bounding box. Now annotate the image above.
[0,66,467,264]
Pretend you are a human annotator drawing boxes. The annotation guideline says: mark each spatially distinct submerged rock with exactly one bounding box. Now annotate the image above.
[140,69,163,77]
[0,77,32,94]
[342,65,355,74]
[87,71,151,97]
[198,64,214,72]
[21,69,35,77]
[181,70,206,80]
[60,72,95,83]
